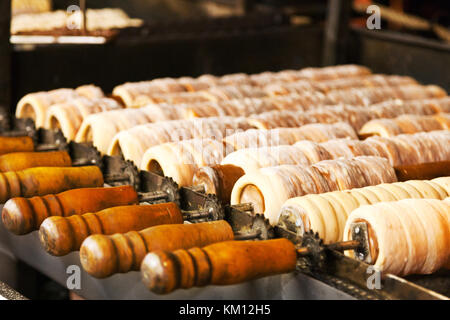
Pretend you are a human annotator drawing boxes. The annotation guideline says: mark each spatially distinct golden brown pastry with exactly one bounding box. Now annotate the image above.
[16,85,104,127]
[432,177,450,194]
[325,85,446,106]
[75,107,161,154]
[230,156,396,224]
[224,123,357,150]
[359,114,449,137]
[247,97,445,131]
[221,145,316,173]
[140,139,225,187]
[343,199,450,276]
[280,179,449,244]
[264,75,416,96]
[108,117,253,167]
[363,131,450,167]
[45,97,122,141]
[296,64,372,80]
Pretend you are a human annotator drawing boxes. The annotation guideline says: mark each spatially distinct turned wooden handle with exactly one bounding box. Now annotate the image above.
[193,164,245,204]
[0,136,34,156]
[80,220,234,278]
[2,185,137,235]
[0,166,103,204]
[141,239,297,294]
[0,151,71,172]
[395,161,450,181]
[39,203,184,256]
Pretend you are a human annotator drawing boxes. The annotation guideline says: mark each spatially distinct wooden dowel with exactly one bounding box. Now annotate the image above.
[80,220,234,278]
[0,151,71,172]
[39,203,183,256]
[141,239,297,294]
[0,166,103,204]
[0,136,34,155]
[2,185,138,235]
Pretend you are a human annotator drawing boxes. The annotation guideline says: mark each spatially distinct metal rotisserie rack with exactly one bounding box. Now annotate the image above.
[0,1,449,301]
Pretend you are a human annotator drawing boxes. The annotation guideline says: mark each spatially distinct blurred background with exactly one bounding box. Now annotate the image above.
[4,0,449,105]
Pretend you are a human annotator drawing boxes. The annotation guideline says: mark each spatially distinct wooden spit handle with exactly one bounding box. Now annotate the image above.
[193,164,245,204]
[141,239,297,294]
[0,136,34,156]
[0,151,72,172]
[39,203,184,256]
[0,166,103,204]
[80,220,234,278]
[2,185,138,235]
[394,161,450,181]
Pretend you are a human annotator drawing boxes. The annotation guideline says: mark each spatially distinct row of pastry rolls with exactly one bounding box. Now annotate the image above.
[76,94,445,155]
[128,82,445,109]
[75,107,178,153]
[140,123,358,187]
[224,122,357,150]
[279,178,450,245]
[133,126,450,182]
[142,129,450,191]
[77,95,450,157]
[132,85,267,106]
[322,130,450,167]
[133,92,450,122]
[140,139,225,187]
[41,87,449,148]
[15,84,105,127]
[14,68,444,133]
[247,96,450,131]
[359,113,450,137]
[96,93,340,135]
[322,84,446,106]
[107,117,253,167]
[244,65,372,87]
[70,100,323,155]
[264,74,417,96]
[203,131,448,204]
[194,86,447,115]
[222,130,450,172]
[132,95,316,121]
[343,197,450,276]
[230,156,397,224]
[113,65,372,106]
[362,131,450,167]
[123,74,415,107]
[44,97,123,141]
[221,142,332,173]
